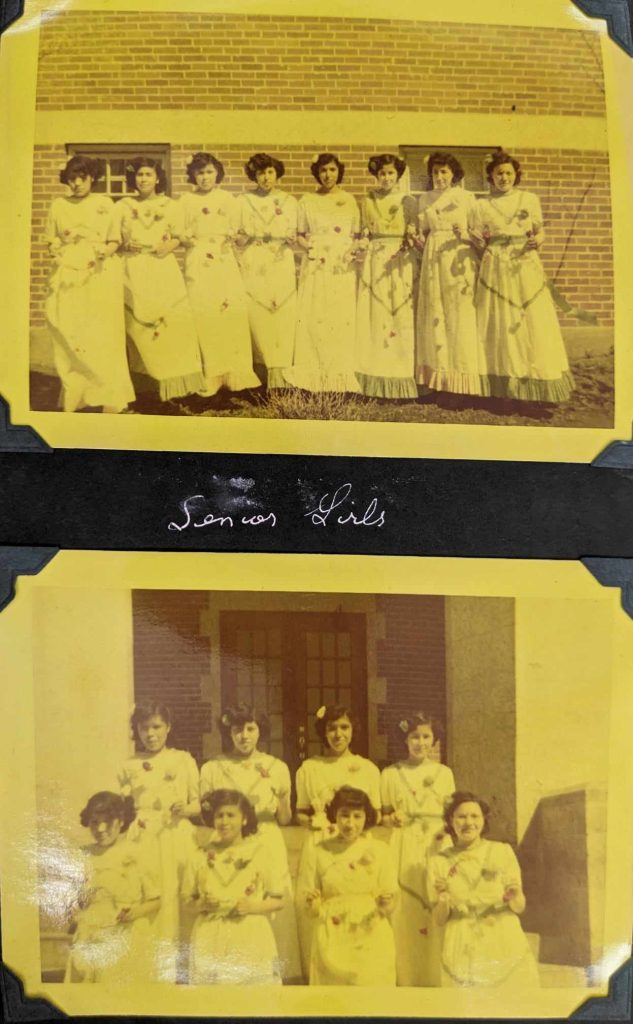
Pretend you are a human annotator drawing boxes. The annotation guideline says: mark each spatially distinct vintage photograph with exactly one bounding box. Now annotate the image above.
[1,0,629,458]
[1,553,630,1017]
[28,5,613,431]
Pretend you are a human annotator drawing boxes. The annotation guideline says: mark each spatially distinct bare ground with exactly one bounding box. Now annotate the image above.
[30,350,614,428]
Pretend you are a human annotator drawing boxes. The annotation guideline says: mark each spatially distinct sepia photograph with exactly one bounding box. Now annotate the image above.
[0,552,631,1018]
[0,0,631,459]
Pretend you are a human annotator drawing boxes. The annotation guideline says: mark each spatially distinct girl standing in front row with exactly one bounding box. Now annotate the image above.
[296,786,397,986]
[473,151,573,406]
[118,701,200,981]
[45,155,135,413]
[355,153,418,400]
[66,791,160,983]
[236,153,298,389]
[179,152,259,401]
[108,156,204,404]
[184,789,285,985]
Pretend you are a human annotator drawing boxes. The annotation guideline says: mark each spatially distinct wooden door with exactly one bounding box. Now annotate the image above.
[219,611,367,781]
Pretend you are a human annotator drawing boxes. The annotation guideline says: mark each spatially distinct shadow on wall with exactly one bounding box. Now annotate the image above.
[519,788,607,968]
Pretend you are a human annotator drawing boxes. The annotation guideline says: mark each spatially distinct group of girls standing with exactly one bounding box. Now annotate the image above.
[66,700,538,990]
[45,147,573,414]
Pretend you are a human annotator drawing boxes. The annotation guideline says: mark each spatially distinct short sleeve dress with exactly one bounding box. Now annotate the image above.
[108,194,204,401]
[380,760,455,986]
[416,187,482,395]
[355,190,418,399]
[66,836,159,983]
[199,752,301,981]
[179,189,259,395]
[473,189,573,402]
[45,193,134,412]
[427,839,539,988]
[283,189,361,393]
[296,832,397,986]
[183,835,284,985]
[118,746,200,981]
[235,189,299,388]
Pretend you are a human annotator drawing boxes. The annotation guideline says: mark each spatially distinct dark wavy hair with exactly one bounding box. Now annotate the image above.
[80,791,136,832]
[395,710,441,747]
[314,704,358,745]
[186,151,225,185]
[130,701,172,743]
[311,152,345,184]
[245,152,285,182]
[200,788,258,836]
[367,153,406,180]
[486,150,522,187]
[60,155,102,186]
[326,786,377,829]
[125,156,168,194]
[426,151,464,190]
[443,790,491,841]
[218,702,271,747]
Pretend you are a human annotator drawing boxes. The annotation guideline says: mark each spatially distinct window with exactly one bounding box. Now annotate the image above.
[65,143,172,199]
[399,145,498,196]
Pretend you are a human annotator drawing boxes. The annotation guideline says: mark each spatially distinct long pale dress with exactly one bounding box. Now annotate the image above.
[355,190,418,399]
[283,189,361,393]
[427,840,539,989]
[109,195,204,401]
[295,753,381,976]
[381,760,455,986]
[44,194,135,412]
[473,189,574,402]
[183,835,283,985]
[179,189,260,395]
[236,189,298,388]
[296,833,397,986]
[119,747,200,981]
[66,837,159,983]
[416,187,482,395]
[199,753,301,982]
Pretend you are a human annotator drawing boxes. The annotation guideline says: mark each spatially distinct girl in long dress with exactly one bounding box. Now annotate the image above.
[108,156,204,403]
[472,151,574,404]
[66,791,160,982]
[296,786,397,986]
[283,153,361,393]
[236,153,298,389]
[199,703,301,983]
[428,791,539,989]
[183,789,285,985]
[381,712,455,987]
[45,155,134,413]
[355,153,418,399]
[179,152,260,401]
[118,701,200,982]
[416,152,482,397]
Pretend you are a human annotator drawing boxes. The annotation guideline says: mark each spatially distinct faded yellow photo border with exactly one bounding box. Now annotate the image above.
[0,550,632,1017]
[0,0,631,459]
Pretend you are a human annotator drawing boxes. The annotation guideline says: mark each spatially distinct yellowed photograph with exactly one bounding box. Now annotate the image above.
[0,552,631,1017]
[0,0,631,459]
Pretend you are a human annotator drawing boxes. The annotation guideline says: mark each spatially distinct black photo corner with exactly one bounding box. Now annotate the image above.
[2,0,633,1021]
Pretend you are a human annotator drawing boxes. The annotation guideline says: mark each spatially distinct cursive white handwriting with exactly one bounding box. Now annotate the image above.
[168,495,277,532]
[305,483,386,527]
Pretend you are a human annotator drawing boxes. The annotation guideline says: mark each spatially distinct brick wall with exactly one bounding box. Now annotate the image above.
[132,590,211,764]
[376,594,446,764]
[31,143,613,329]
[36,13,605,118]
